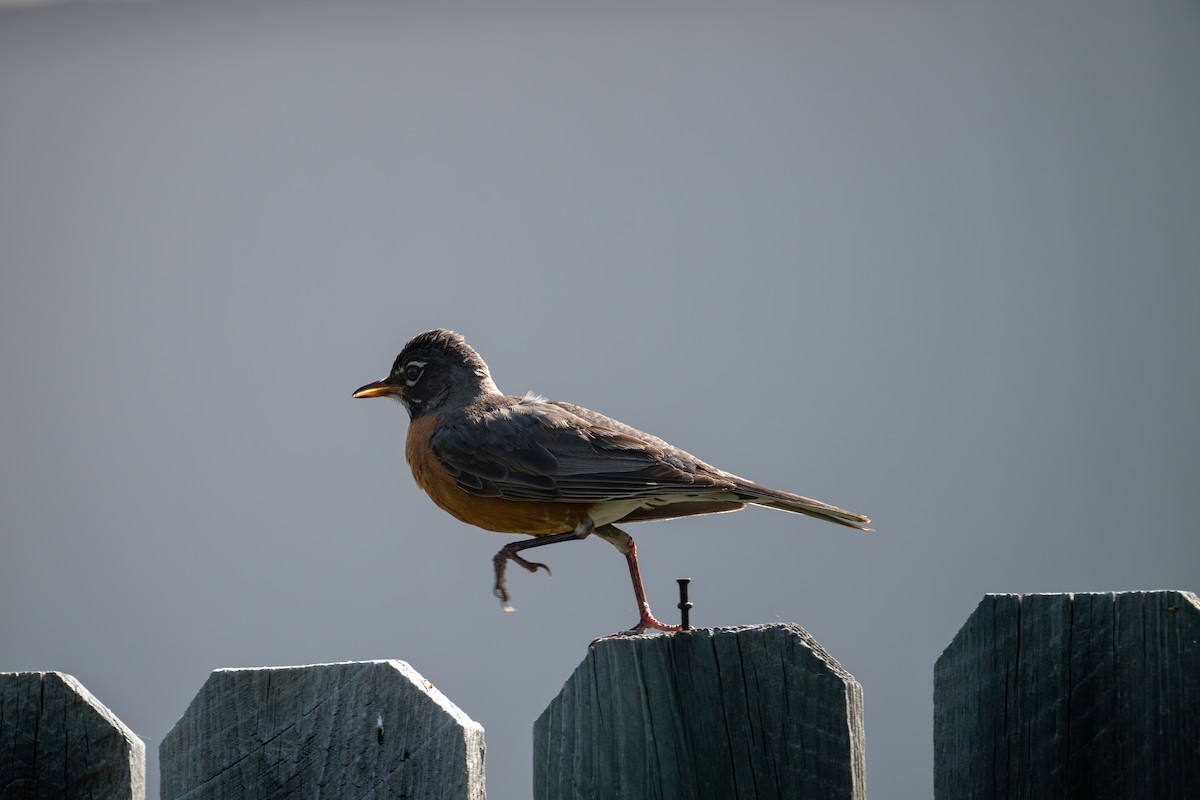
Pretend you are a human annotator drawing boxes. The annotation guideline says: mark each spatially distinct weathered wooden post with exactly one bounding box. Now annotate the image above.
[161,660,485,800]
[534,623,866,800]
[0,671,145,799]
[934,590,1200,799]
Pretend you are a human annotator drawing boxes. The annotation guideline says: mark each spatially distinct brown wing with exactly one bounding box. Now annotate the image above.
[428,396,738,503]
[430,395,872,530]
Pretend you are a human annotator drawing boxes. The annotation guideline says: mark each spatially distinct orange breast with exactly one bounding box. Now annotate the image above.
[405,414,591,536]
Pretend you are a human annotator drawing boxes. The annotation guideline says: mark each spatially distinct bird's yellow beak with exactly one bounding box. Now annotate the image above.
[352,380,400,399]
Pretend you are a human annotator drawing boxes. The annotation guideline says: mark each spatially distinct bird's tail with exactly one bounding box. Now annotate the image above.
[737,482,873,531]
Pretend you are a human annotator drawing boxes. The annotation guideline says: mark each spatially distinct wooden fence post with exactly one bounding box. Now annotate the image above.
[534,623,865,800]
[160,660,485,800]
[0,671,145,799]
[934,590,1200,799]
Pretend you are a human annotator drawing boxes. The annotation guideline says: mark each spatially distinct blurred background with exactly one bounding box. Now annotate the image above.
[2,1,1197,797]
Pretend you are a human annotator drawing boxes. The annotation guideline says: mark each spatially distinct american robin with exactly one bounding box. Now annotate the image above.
[354,329,871,635]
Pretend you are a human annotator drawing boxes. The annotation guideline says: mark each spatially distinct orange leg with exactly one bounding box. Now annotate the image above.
[595,525,681,636]
[491,521,681,635]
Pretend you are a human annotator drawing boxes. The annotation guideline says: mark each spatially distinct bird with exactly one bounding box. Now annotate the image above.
[353,329,871,635]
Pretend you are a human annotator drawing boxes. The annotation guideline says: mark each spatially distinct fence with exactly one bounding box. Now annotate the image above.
[2,590,1196,799]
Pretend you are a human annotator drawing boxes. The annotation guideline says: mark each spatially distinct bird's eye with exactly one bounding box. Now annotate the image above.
[403,362,424,384]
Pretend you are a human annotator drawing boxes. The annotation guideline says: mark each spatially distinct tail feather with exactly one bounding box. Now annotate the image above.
[736,482,873,531]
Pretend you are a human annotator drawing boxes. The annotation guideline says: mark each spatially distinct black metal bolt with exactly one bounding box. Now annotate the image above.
[677,578,693,631]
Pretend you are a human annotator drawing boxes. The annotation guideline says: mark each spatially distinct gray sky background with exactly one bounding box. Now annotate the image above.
[2,1,1197,797]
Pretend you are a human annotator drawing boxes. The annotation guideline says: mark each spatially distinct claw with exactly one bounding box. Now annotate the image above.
[510,553,552,576]
[492,552,513,605]
[630,611,683,634]
[593,609,682,642]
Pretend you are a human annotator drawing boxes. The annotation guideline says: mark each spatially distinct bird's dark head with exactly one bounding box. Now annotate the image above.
[353,329,500,418]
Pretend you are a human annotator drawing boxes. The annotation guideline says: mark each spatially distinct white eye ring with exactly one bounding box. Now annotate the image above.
[403,361,426,385]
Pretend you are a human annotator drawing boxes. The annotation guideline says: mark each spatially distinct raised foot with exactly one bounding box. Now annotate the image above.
[492,547,553,611]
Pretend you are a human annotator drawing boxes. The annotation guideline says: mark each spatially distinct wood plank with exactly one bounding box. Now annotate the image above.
[160,660,485,800]
[0,671,145,799]
[534,623,865,799]
[934,590,1200,799]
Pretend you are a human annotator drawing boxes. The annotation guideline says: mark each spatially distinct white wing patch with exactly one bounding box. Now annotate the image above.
[588,492,746,526]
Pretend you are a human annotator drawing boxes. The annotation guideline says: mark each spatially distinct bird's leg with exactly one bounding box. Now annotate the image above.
[595,525,682,636]
[492,519,596,611]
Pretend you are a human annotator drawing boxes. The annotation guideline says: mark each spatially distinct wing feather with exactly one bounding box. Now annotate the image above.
[429,397,735,503]
[427,395,872,531]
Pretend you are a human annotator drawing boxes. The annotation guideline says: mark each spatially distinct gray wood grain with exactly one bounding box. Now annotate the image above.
[934,590,1200,799]
[160,660,485,800]
[0,671,145,799]
[533,623,865,800]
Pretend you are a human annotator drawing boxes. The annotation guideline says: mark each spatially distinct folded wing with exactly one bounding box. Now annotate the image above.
[429,397,734,502]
